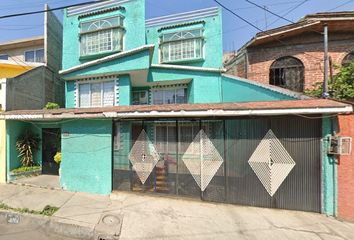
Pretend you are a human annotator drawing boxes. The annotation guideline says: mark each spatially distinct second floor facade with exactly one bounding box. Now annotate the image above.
[60,0,296,109]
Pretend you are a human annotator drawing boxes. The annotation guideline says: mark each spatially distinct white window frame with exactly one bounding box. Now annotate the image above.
[80,16,124,57]
[24,48,44,63]
[76,79,116,108]
[152,87,188,105]
[159,28,204,63]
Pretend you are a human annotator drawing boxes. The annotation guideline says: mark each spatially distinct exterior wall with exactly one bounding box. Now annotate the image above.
[60,119,112,194]
[0,120,6,183]
[6,121,42,180]
[146,8,223,69]
[0,43,44,64]
[119,75,131,106]
[322,117,338,216]
[231,32,354,90]
[5,66,63,110]
[62,0,146,70]
[337,114,354,221]
[222,75,294,102]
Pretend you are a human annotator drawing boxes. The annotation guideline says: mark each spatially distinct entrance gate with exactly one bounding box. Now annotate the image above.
[113,116,321,212]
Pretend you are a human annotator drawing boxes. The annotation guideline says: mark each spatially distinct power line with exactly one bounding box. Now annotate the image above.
[213,0,322,60]
[268,0,309,27]
[0,0,109,20]
[328,0,354,11]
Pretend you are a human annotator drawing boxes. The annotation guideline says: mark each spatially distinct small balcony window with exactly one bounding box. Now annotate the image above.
[160,29,203,63]
[132,91,148,105]
[80,16,124,57]
[152,88,187,105]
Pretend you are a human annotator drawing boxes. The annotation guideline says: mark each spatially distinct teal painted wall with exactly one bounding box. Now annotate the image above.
[6,121,42,179]
[119,75,132,106]
[62,0,146,70]
[222,75,295,102]
[148,67,222,103]
[146,8,223,68]
[60,119,112,194]
[66,81,76,108]
[322,117,338,216]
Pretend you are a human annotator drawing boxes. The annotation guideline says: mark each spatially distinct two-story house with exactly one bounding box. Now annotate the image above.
[1,0,352,217]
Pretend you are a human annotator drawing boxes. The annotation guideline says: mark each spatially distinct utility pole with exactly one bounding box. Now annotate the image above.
[322,23,329,98]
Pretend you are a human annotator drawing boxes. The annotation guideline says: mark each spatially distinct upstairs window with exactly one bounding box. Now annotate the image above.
[24,49,44,63]
[78,81,115,108]
[132,91,148,105]
[152,88,187,105]
[0,54,8,60]
[342,52,354,67]
[269,56,304,92]
[160,29,203,63]
[80,16,124,57]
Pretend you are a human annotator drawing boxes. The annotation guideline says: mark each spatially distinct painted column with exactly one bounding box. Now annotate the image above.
[321,116,338,216]
[119,75,132,106]
[0,120,6,183]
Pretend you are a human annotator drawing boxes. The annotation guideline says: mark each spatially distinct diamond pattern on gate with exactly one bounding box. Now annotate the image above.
[182,129,223,191]
[129,130,160,184]
[248,129,296,197]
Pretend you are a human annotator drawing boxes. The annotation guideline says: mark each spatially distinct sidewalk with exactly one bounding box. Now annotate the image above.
[1,183,354,240]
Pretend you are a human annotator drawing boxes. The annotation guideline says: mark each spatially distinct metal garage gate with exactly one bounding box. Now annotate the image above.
[113,116,321,212]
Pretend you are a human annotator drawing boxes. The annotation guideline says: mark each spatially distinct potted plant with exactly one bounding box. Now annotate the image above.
[54,151,62,176]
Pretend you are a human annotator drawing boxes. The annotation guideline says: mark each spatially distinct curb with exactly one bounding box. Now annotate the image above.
[0,210,95,239]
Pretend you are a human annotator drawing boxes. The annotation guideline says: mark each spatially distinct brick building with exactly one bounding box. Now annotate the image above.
[225,11,354,92]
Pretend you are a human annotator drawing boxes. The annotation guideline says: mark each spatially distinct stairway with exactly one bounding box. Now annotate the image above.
[155,164,169,193]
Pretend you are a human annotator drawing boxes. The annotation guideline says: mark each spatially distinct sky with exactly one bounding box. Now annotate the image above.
[0,0,353,52]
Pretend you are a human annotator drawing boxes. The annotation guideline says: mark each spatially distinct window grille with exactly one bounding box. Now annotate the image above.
[161,29,203,63]
[269,56,304,92]
[78,80,115,107]
[80,16,124,56]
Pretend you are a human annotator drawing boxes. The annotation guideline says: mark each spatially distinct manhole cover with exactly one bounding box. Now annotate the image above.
[102,215,120,226]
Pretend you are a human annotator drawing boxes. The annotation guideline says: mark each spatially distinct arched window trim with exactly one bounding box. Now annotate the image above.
[269,56,304,92]
[342,51,354,66]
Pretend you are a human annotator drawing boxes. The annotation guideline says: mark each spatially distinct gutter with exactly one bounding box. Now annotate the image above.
[2,105,352,120]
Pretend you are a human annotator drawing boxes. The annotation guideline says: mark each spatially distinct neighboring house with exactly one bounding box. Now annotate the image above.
[0,5,64,111]
[225,11,354,92]
[0,0,353,219]
[0,5,63,184]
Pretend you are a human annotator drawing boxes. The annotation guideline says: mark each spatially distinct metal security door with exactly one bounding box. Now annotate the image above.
[225,116,321,212]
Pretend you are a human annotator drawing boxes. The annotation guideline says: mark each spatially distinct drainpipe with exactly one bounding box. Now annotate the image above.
[322,24,330,98]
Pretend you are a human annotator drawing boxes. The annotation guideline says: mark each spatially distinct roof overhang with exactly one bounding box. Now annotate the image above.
[1,99,352,121]
[59,45,155,79]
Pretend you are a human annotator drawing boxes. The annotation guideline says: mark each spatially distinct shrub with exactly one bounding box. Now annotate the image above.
[306,63,354,100]
[44,102,60,110]
[12,165,41,174]
[16,130,40,167]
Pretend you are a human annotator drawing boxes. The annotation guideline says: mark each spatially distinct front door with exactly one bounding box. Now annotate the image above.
[42,128,61,175]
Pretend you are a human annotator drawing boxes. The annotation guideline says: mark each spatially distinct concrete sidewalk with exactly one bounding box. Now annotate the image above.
[0,183,354,240]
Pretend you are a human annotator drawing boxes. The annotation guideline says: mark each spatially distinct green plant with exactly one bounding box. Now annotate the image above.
[44,102,60,110]
[54,152,61,165]
[0,203,59,216]
[11,165,41,174]
[306,63,354,100]
[16,130,40,167]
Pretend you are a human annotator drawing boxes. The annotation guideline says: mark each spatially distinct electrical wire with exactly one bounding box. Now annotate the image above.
[327,0,354,11]
[213,0,322,61]
[267,0,309,27]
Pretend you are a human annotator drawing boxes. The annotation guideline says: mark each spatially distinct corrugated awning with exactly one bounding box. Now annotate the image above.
[0,99,352,121]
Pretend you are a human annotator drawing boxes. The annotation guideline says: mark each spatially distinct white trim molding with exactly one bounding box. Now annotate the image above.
[151,64,225,73]
[60,45,154,76]
[67,0,132,16]
[146,7,219,28]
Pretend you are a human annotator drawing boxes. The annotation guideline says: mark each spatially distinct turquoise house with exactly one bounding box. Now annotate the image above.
[2,0,352,217]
